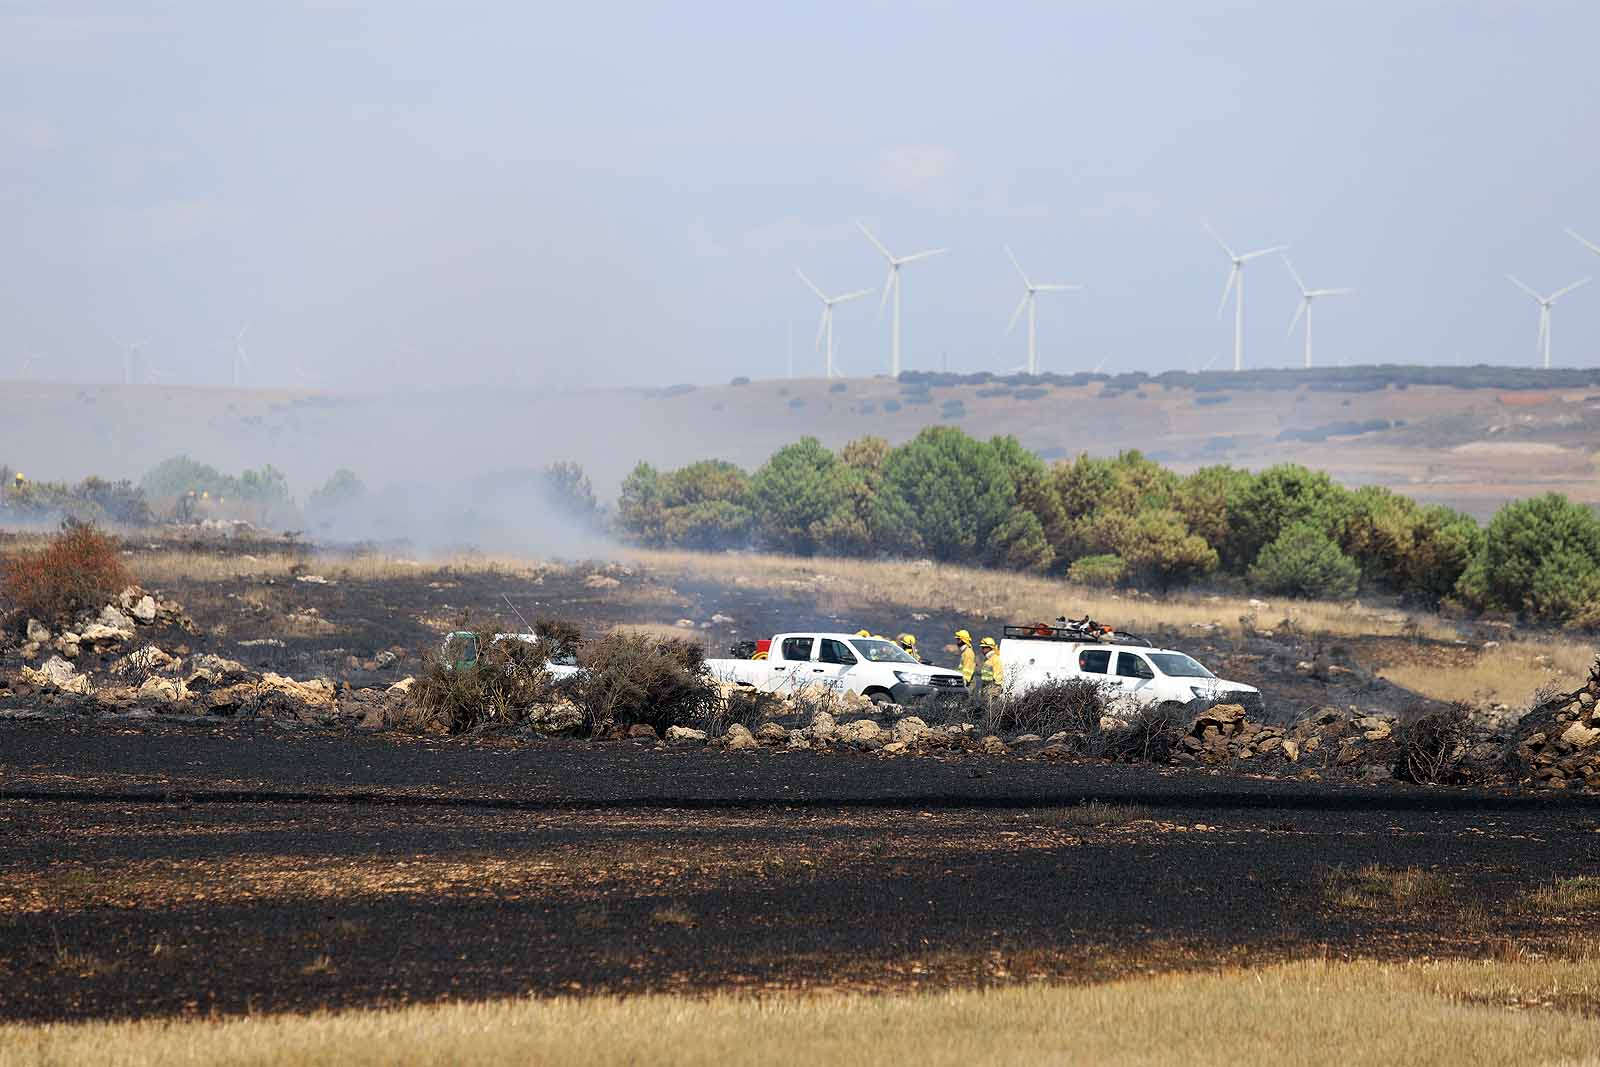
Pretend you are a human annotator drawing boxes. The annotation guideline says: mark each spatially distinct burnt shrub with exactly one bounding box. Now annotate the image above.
[0,522,131,626]
[410,625,570,734]
[984,677,1113,737]
[1392,704,1471,784]
[1095,704,1186,763]
[574,631,718,735]
[701,685,783,737]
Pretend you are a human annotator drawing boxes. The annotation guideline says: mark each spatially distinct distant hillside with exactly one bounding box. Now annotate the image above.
[3,365,1598,519]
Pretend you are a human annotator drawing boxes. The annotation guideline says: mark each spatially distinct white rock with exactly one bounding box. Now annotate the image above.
[836,719,886,745]
[1560,721,1600,749]
[131,595,157,624]
[98,605,136,633]
[25,618,50,644]
[722,723,758,751]
[137,676,189,702]
[78,623,130,645]
[807,710,837,740]
[754,722,788,744]
[891,716,930,744]
[526,702,584,735]
[665,725,708,744]
[881,741,908,754]
[386,676,416,697]
[295,574,330,585]
[22,655,92,695]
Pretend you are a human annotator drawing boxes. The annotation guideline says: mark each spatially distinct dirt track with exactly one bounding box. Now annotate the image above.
[2,717,1597,1022]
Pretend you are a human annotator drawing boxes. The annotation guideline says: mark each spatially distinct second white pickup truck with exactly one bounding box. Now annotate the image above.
[706,632,969,706]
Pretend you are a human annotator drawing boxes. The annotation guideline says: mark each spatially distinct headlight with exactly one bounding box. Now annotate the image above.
[895,671,931,686]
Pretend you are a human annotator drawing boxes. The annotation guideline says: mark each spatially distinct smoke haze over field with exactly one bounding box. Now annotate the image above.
[4,1,1600,392]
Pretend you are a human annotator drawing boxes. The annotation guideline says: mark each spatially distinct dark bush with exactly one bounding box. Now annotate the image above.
[730,376,750,386]
[410,625,569,734]
[701,686,781,737]
[984,677,1112,737]
[829,382,848,393]
[1392,704,1471,784]
[1096,704,1185,763]
[574,631,718,735]
[882,399,902,413]
[1013,387,1048,400]
[1,522,131,626]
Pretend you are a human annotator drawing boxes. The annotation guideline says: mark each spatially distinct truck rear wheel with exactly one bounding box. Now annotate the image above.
[865,689,893,706]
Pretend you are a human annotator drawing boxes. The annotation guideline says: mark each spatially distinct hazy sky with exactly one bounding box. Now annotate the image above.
[4,0,1600,390]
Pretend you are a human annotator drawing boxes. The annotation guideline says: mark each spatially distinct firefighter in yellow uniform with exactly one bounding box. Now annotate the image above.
[896,633,922,662]
[979,637,1003,703]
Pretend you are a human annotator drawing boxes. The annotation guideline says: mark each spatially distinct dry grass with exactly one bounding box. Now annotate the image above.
[127,549,558,584]
[1526,876,1600,914]
[1325,864,1456,912]
[1046,800,1153,827]
[1377,639,1594,708]
[626,548,1458,642]
[6,958,1600,1066]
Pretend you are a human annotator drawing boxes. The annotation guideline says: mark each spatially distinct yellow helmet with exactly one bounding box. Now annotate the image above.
[980,636,998,650]
[955,629,972,645]
[13,472,23,482]
[897,633,917,648]
[855,629,872,637]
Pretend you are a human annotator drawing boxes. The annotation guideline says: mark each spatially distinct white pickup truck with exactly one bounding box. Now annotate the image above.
[999,623,1262,715]
[706,632,969,706]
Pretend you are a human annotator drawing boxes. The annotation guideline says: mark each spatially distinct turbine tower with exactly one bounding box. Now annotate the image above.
[857,222,947,378]
[1005,246,1081,375]
[1282,256,1355,369]
[1507,275,1590,369]
[797,270,873,379]
[233,324,251,388]
[1206,223,1287,372]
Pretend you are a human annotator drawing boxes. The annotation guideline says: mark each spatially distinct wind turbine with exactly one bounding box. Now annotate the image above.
[1206,223,1287,372]
[1282,256,1355,369]
[123,340,147,386]
[232,324,251,388]
[857,222,947,378]
[1568,229,1600,258]
[796,271,874,379]
[1004,246,1081,375]
[1507,275,1590,369]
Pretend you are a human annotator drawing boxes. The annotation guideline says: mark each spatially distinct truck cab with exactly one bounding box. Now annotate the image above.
[1000,624,1262,715]
[708,631,967,705]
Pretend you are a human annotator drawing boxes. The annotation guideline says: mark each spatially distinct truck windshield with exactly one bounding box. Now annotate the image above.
[850,638,916,664]
[1148,652,1214,678]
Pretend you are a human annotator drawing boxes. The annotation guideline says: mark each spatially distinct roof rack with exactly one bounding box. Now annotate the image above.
[1002,615,1154,647]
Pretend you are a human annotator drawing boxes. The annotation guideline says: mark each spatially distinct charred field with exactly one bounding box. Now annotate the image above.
[2,534,1599,1025]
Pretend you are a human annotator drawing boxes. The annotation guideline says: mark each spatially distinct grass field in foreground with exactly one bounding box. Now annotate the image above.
[6,958,1600,1067]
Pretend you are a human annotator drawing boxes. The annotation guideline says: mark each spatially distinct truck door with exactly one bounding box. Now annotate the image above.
[766,636,815,693]
[810,637,858,693]
[1112,650,1157,708]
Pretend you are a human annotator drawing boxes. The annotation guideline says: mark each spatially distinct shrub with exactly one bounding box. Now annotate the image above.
[1455,494,1600,625]
[1248,522,1361,599]
[574,631,718,735]
[1392,704,1471,784]
[1,522,131,626]
[1068,554,1126,587]
[730,376,750,386]
[409,625,569,734]
[984,677,1112,737]
[882,399,902,413]
[829,382,848,393]
[1096,704,1185,763]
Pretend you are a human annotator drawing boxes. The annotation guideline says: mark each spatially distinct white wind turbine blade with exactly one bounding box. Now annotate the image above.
[1567,230,1600,257]
[857,221,894,261]
[1506,275,1543,302]
[1238,244,1288,262]
[1203,222,1237,261]
[796,269,826,302]
[1217,265,1238,318]
[1288,299,1308,337]
[878,266,896,315]
[1537,308,1549,350]
[1007,293,1029,334]
[814,308,829,350]
[1307,288,1357,297]
[833,288,875,304]
[897,248,947,265]
[1281,254,1308,295]
[1032,283,1081,292]
[1005,245,1030,287]
[1550,277,1592,302]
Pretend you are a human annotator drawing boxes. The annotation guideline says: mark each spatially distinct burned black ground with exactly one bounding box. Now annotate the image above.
[2,717,1597,1022]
